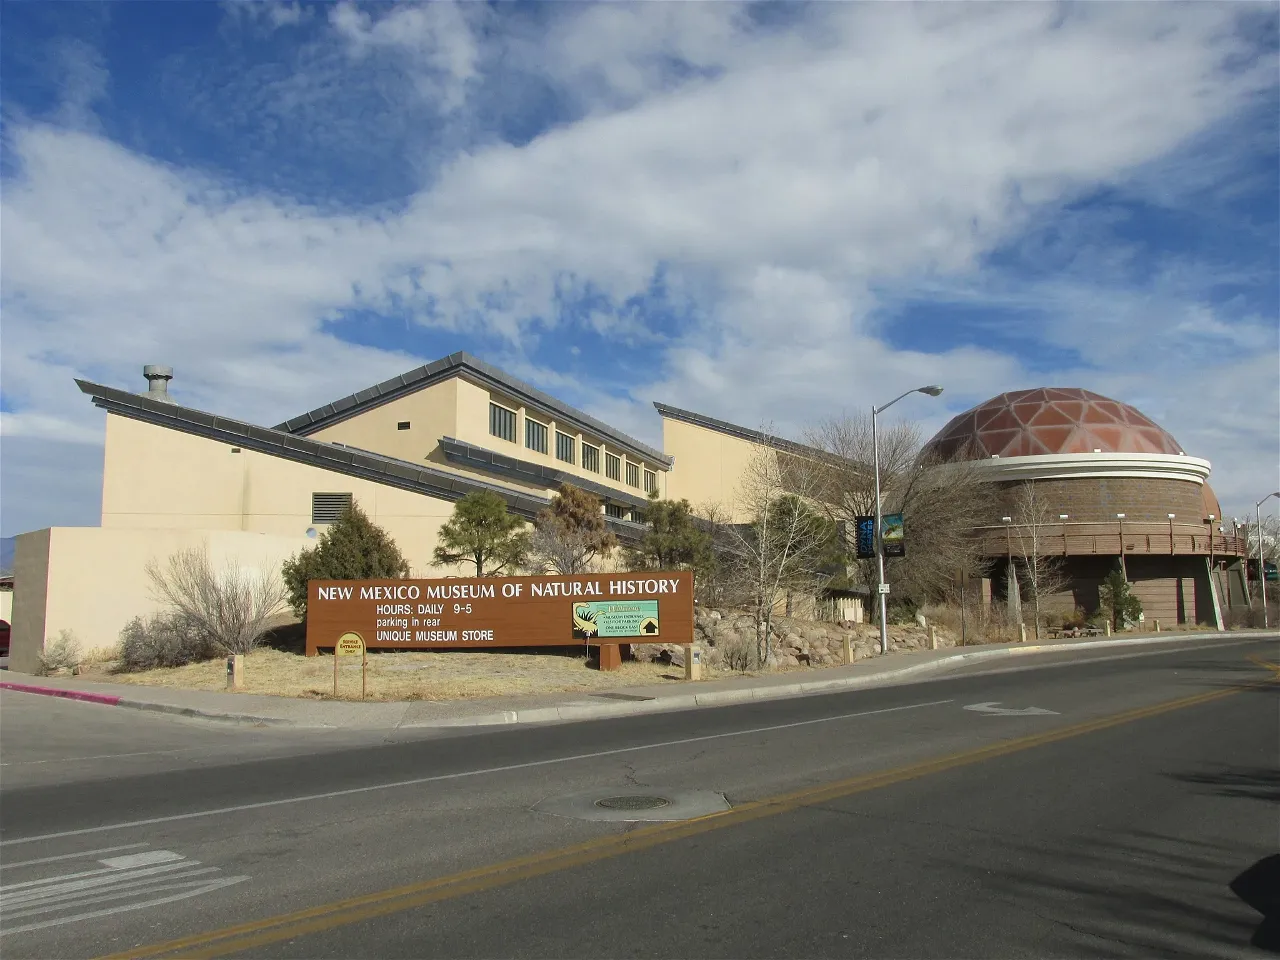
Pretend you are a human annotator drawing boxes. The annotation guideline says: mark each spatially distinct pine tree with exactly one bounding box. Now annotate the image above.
[281,502,411,620]
[530,484,617,575]
[625,491,714,572]
[1098,565,1143,630]
[433,491,531,577]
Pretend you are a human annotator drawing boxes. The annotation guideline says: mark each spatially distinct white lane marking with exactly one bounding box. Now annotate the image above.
[0,750,187,767]
[1,872,224,920]
[4,868,222,912]
[0,845,250,934]
[964,701,1059,717]
[3,861,199,902]
[99,850,183,870]
[0,844,149,870]
[1,876,249,934]
[0,698,953,847]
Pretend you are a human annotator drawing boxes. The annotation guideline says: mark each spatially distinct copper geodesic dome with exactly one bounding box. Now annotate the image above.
[924,387,1185,461]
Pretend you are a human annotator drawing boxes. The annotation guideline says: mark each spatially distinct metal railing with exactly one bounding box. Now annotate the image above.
[973,520,1246,559]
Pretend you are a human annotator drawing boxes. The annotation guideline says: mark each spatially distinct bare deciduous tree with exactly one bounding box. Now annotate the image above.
[1010,481,1069,640]
[726,438,837,667]
[804,413,991,611]
[146,545,288,656]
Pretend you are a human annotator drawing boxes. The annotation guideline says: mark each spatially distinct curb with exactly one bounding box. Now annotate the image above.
[0,681,296,727]
[0,681,121,707]
[3,631,1270,730]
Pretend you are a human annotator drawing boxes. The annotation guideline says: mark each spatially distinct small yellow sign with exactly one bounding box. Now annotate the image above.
[335,632,365,657]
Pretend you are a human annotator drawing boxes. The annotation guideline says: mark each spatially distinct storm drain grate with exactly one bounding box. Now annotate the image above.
[594,795,671,811]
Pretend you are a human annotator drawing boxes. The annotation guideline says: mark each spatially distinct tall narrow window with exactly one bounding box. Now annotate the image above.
[644,469,657,493]
[626,461,640,488]
[489,403,516,443]
[582,443,600,473]
[312,492,353,524]
[605,453,621,481]
[556,431,575,464]
[526,418,548,454]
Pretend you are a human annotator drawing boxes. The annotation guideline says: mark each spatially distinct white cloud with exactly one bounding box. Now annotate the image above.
[222,1,313,33]
[329,0,479,110]
[2,1,1277,534]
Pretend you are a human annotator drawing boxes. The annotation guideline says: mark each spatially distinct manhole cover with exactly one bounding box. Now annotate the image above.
[594,795,671,811]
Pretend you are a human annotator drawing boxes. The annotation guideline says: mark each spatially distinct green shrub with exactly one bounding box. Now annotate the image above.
[1099,567,1143,630]
[282,503,412,620]
[117,613,216,672]
[886,597,920,625]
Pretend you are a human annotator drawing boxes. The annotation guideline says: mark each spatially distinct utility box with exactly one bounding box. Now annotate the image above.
[226,654,244,690]
[685,644,702,681]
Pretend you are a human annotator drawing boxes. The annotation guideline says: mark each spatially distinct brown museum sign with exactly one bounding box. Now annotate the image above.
[305,571,694,656]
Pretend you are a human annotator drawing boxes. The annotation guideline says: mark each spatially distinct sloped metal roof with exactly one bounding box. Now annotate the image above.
[274,351,671,467]
[76,379,647,538]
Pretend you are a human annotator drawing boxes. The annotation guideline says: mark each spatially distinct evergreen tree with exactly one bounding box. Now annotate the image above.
[1098,565,1143,630]
[626,491,714,572]
[281,503,411,620]
[531,484,617,575]
[433,490,531,577]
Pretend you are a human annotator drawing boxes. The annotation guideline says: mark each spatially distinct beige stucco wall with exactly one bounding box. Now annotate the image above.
[99,413,500,575]
[308,378,460,465]
[287,371,665,504]
[662,417,774,522]
[7,527,312,671]
[0,589,12,627]
[454,376,667,501]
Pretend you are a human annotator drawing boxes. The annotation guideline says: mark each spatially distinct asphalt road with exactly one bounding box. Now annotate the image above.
[1,636,1276,959]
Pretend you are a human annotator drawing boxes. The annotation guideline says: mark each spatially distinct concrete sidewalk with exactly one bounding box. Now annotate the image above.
[1,631,1271,731]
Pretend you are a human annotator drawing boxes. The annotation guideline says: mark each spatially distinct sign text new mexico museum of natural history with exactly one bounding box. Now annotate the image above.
[305,571,694,656]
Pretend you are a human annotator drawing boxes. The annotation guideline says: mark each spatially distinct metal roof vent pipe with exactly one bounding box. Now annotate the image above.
[143,364,176,403]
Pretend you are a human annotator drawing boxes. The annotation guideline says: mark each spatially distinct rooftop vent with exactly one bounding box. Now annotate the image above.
[143,365,175,404]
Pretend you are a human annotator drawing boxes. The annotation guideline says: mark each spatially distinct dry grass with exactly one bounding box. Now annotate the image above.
[92,648,684,701]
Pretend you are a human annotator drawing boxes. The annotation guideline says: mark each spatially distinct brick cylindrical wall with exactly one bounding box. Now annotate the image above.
[989,477,1207,525]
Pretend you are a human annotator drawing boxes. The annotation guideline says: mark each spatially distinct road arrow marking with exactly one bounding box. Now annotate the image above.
[963,701,1059,717]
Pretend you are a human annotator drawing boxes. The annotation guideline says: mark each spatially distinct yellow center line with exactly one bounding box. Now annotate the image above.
[1246,653,1280,674]
[99,673,1275,960]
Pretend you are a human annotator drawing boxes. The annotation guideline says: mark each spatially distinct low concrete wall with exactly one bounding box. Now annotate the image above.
[9,527,311,672]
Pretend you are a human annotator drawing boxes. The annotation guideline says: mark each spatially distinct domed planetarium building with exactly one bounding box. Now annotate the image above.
[923,388,1247,628]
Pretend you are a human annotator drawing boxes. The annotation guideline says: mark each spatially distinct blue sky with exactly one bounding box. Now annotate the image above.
[2,0,1278,537]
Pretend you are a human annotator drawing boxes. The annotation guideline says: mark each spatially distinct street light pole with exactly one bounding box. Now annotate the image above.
[873,384,943,655]
[1257,492,1280,629]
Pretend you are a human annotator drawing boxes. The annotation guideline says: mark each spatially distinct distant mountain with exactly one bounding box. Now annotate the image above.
[1,537,14,573]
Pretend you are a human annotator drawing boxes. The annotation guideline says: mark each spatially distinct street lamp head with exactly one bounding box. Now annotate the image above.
[1059,514,1069,520]
[1116,513,1126,519]
[1001,516,1012,524]
[1260,492,1280,506]
[1168,514,1176,520]
[918,385,944,397]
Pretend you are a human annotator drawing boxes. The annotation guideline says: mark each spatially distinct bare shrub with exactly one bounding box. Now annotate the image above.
[38,629,82,675]
[718,630,757,672]
[147,546,288,656]
[117,613,216,672]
